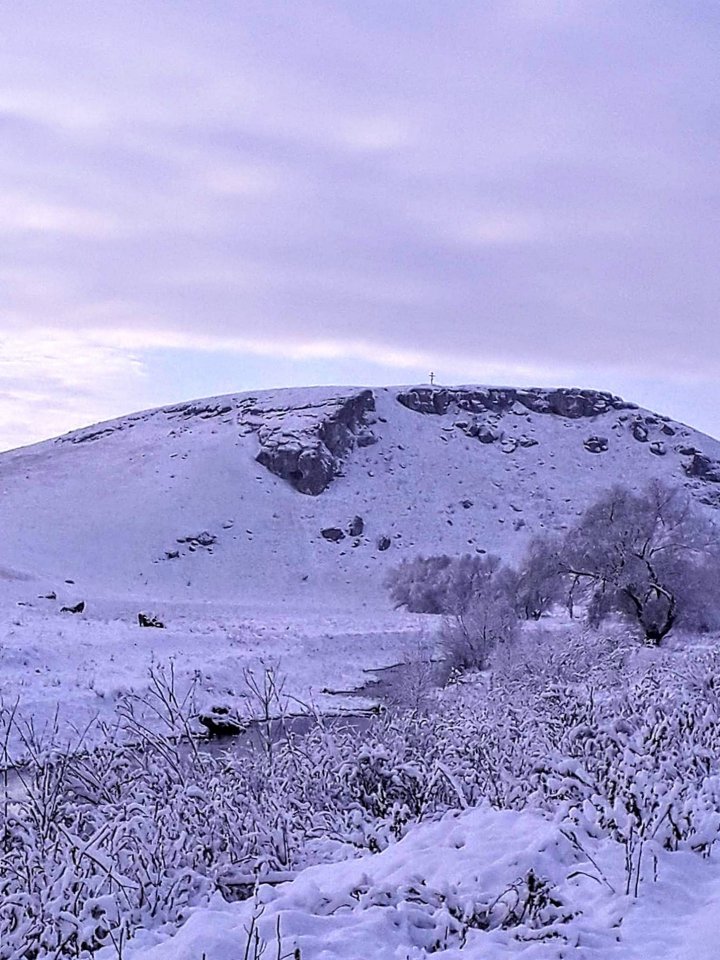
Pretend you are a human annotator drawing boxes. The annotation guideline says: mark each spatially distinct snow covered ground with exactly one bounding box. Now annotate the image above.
[0,598,433,755]
[4,384,720,958]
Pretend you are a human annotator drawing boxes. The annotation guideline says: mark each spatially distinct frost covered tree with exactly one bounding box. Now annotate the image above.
[513,537,565,620]
[552,481,720,645]
[441,579,519,671]
[387,553,518,670]
[387,553,516,617]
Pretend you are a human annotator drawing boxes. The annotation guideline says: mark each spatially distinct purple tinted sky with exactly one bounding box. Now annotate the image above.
[1,1,719,449]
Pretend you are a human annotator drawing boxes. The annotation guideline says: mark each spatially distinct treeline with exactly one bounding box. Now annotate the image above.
[387,481,720,664]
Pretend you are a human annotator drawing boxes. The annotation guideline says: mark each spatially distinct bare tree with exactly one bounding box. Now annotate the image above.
[513,537,564,620]
[387,553,519,671]
[553,481,720,645]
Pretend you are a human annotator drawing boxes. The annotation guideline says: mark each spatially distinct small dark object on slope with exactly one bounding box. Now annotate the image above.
[60,600,85,614]
[138,613,165,628]
[584,436,609,454]
[321,527,345,542]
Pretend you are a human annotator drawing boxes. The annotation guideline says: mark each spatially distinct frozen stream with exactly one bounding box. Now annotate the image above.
[2,660,430,803]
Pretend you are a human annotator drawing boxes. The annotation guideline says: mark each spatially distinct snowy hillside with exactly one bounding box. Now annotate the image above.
[2,383,719,609]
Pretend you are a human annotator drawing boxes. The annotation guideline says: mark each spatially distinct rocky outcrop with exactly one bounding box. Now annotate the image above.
[254,391,376,495]
[165,401,233,421]
[684,453,720,483]
[397,386,633,419]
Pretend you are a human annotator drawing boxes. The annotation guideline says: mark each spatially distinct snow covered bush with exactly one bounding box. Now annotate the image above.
[387,553,519,670]
[5,633,720,956]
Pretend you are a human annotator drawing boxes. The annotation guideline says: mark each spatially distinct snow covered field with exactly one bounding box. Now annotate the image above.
[0,598,432,755]
[5,622,720,959]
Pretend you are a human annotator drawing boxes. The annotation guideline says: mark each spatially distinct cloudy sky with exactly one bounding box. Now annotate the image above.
[1,1,718,450]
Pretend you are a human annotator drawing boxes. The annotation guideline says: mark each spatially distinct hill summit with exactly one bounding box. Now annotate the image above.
[2,384,719,608]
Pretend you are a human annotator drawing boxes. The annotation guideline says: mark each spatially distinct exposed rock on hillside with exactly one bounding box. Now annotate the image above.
[584,436,609,453]
[254,390,376,495]
[685,453,720,483]
[397,386,634,419]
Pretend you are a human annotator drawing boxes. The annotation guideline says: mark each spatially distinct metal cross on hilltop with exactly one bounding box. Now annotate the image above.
[429,371,435,385]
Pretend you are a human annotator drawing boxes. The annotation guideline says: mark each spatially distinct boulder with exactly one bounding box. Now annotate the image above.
[477,425,502,444]
[685,453,720,483]
[60,600,85,614]
[138,613,165,628]
[198,706,245,737]
[584,436,609,454]
[321,527,345,542]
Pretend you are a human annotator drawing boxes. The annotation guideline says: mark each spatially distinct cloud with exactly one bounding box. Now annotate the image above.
[0,0,718,444]
[0,191,119,238]
[0,330,148,451]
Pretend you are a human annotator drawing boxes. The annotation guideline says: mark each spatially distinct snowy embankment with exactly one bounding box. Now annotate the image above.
[121,803,720,960]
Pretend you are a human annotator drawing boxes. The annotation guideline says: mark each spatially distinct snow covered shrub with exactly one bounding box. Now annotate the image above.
[528,654,720,894]
[387,553,519,672]
[6,635,720,955]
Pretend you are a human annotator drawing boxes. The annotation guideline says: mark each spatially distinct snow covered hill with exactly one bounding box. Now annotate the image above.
[5,386,720,960]
[1,383,719,610]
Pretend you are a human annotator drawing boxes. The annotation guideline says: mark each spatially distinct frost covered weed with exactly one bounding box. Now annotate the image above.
[329,868,573,953]
[234,899,300,960]
[3,637,720,956]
